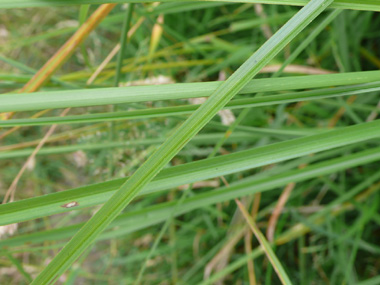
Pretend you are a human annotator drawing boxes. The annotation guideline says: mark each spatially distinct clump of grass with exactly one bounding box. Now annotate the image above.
[0,1,380,284]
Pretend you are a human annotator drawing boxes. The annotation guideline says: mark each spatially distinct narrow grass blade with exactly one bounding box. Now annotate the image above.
[2,119,379,226]
[114,4,135,87]
[1,0,380,12]
[202,176,380,284]
[2,82,380,127]
[1,71,379,112]
[0,133,255,160]
[5,253,33,283]
[236,199,292,285]
[31,1,334,283]
[2,146,380,248]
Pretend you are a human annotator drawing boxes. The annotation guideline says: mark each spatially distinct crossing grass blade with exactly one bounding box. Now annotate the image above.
[30,1,334,283]
[236,199,292,285]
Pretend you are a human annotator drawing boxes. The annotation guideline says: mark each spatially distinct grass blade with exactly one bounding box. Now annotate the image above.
[2,119,379,226]
[2,71,380,112]
[0,133,255,160]
[236,199,292,285]
[2,146,380,248]
[202,175,380,284]
[114,4,135,87]
[1,0,380,12]
[2,82,380,127]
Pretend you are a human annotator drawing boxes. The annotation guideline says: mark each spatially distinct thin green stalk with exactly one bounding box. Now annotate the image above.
[134,186,192,284]
[109,3,135,178]
[114,4,135,87]
[79,5,92,69]
[0,133,256,160]
[272,8,342,77]
[32,1,334,283]
[6,253,33,283]
[236,200,292,285]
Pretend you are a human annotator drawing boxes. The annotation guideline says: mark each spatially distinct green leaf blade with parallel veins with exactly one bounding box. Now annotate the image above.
[1,0,380,12]
[1,82,380,127]
[1,71,380,112]
[1,119,380,226]
[2,145,380,249]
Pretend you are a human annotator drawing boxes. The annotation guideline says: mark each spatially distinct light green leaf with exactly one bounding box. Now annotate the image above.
[1,0,380,12]
[2,146,379,248]
[2,119,379,226]
[1,82,379,127]
[1,71,379,112]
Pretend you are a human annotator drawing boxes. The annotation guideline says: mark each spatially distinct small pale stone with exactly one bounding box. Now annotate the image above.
[0,223,18,239]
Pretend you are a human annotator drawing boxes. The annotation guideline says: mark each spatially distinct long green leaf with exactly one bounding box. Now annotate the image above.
[31,1,334,283]
[1,0,380,12]
[2,82,380,127]
[2,146,380,248]
[1,71,379,112]
[2,119,380,226]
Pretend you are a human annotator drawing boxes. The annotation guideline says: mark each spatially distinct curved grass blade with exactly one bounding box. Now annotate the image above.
[31,1,334,283]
